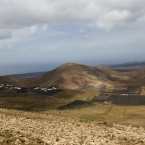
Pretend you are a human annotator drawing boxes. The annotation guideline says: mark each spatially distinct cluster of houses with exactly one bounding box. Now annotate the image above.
[0,84,58,93]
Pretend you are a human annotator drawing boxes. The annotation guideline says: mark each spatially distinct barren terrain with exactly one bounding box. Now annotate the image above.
[0,108,145,145]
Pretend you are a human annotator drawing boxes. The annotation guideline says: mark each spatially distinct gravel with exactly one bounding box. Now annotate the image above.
[0,108,145,145]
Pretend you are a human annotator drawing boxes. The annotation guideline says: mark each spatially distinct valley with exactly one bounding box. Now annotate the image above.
[0,62,145,144]
[0,88,145,128]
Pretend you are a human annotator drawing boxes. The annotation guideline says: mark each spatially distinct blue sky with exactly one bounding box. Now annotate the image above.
[0,0,145,75]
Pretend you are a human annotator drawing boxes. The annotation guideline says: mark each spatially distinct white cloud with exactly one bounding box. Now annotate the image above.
[30,25,38,36]
[0,29,12,40]
[0,0,145,30]
[0,44,13,51]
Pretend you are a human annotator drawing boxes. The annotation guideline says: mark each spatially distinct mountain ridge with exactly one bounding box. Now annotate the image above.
[98,60,145,72]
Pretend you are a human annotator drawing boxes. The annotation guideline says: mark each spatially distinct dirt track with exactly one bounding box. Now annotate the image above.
[0,108,145,144]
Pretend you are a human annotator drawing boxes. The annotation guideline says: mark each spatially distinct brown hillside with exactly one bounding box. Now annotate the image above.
[28,63,114,90]
[1,63,145,90]
[27,63,145,90]
[0,76,27,86]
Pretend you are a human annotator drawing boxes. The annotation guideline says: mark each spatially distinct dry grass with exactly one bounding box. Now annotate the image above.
[43,104,145,127]
[103,106,127,121]
[141,87,145,95]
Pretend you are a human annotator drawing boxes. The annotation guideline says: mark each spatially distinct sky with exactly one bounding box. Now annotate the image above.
[0,0,145,75]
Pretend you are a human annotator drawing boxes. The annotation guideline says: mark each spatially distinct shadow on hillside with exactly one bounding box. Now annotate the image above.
[38,89,64,95]
[57,100,93,110]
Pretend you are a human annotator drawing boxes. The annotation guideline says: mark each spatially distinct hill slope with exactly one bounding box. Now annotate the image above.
[27,63,118,90]
[0,76,27,86]
[27,63,145,90]
[1,63,145,90]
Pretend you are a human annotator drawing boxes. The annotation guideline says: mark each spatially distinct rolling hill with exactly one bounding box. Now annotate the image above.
[1,62,145,91]
[25,63,145,90]
[0,76,27,86]
[26,63,123,90]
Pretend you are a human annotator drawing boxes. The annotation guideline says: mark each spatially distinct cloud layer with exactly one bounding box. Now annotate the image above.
[0,0,145,29]
[0,0,145,75]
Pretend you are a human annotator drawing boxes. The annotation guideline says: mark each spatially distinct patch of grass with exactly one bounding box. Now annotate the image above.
[54,90,83,99]
[0,90,96,111]
[103,106,127,121]
[138,98,145,102]
[80,114,104,121]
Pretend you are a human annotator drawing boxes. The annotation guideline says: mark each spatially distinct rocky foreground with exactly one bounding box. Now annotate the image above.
[0,108,145,145]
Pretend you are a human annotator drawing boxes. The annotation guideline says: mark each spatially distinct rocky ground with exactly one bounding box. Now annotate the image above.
[0,108,145,145]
